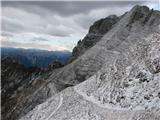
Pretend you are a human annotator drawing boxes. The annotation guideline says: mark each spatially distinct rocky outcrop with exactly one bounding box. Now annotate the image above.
[47,60,64,71]
[20,5,160,120]
[71,15,119,61]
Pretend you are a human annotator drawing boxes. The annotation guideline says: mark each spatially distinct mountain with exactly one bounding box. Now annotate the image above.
[1,47,71,68]
[2,5,160,120]
[71,15,119,61]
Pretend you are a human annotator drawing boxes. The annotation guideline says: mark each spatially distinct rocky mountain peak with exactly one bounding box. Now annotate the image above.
[70,14,119,61]
[131,5,150,13]
[88,15,119,34]
[127,5,154,25]
[70,5,155,62]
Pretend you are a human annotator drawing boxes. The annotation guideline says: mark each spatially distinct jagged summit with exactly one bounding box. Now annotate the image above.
[2,5,160,120]
[70,5,158,61]
[71,14,119,61]
[127,5,154,25]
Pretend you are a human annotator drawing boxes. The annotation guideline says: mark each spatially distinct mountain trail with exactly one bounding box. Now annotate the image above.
[73,86,139,111]
[45,93,63,120]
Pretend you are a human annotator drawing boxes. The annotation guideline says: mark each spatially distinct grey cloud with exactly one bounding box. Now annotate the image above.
[1,39,50,50]
[2,1,154,16]
[2,17,25,33]
[2,1,158,34]
[1,31,14,37]
[1,1,159,50]
[1,8,72,37]
[1,39,70,51]
[32,37,49,42]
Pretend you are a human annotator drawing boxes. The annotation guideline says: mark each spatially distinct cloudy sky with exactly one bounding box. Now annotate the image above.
[1,1,159,51]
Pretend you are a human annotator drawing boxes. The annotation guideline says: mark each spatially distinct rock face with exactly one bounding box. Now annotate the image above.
[1,57,42,120]
[1,57,41,103]
[1,57,67,120]
[71,15,119,61]
[19,5,160,120]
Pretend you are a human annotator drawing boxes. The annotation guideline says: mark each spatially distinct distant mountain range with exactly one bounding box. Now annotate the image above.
[1,47,71,68]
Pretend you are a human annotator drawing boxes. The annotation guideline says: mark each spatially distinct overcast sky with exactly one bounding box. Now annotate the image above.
[1,1,159,51]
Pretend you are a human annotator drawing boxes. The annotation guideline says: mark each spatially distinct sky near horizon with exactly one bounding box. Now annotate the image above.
[1,1,159,51]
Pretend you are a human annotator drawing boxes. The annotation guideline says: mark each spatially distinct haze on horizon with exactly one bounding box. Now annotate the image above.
[1,1,159,51]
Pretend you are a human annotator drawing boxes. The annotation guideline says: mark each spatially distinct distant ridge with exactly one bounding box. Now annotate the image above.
[1,47,71,68]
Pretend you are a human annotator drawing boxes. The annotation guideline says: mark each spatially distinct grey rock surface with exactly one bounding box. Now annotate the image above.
[71,15,119,61]
[1,57,42,120]
[1,57,42,105]
[20,5,160,120]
